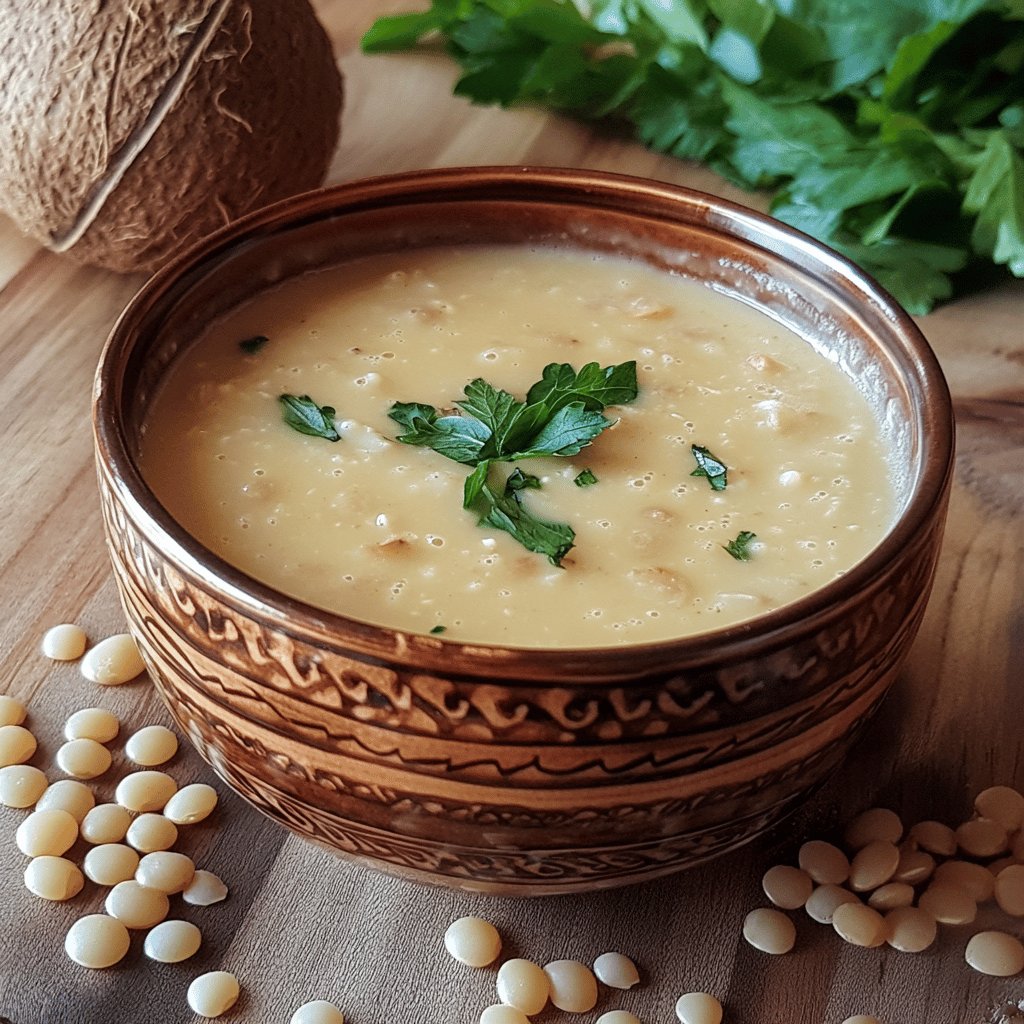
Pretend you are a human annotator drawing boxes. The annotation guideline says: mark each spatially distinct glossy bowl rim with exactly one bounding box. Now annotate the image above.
[93,165,954,679]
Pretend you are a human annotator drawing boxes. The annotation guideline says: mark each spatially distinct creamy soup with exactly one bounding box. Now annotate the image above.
[139,246,895,647]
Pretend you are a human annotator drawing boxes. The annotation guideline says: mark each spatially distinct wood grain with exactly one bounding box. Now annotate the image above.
[0,3,1021,1022]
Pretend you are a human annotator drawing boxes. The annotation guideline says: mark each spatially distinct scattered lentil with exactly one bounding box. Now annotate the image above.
[975,787,1024,833]
[0,695,27,727]
[163,782,218,824]
[55,738,112,780]
[480,1007,530,1024]
[994,864,1024,917]
[36,779,95,822]
[126,813,179,853]
[0,764,48,808]
[908,820,956,858]
[187,971,241,1018]
[115,770,177,813]
[845,808,903,849]
[933,859,995,903]
[742,907,796,954]
[849,841,900,892]
[593,951,640,989]
[65,914,131,969]
[80,803,133,845]
[805,885,860,925]
[892,847,935,886]
[964,931,1024,977]
[290,1001,345,1024]
[144,919,203,963]
[917,883,977,926]
[832,902,887,948]
[16,807,78,857]
[135,851,196,894]
[762,864,814,909]
[104,879,170,929]
[956,817,1009,859]
[543,959,598,1012]
[867,882,915,911]
[443,916,502,967]
[24,856,84,901]
[798,840,850,885]
[81,633,145,686]
[64,707,120,743]
[182,869,229,906]
[884,906,936,953]
[0,724,37,767]
[125,724,178,767]
[84,844,140,886]
[675,992,724,1024]
[41,624,88,661]
[495,958,549,1015]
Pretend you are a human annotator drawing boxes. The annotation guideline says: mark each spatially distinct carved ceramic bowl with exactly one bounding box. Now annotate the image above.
[93,167,953,895]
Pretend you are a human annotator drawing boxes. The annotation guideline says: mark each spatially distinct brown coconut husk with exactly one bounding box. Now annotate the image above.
[0,0,343,273]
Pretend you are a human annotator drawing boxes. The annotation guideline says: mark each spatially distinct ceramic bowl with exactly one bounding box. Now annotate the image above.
[93,167,954,895]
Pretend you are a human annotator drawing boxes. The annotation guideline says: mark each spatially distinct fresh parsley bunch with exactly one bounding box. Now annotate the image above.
[363,0,1024,314]
[389,360,638,564]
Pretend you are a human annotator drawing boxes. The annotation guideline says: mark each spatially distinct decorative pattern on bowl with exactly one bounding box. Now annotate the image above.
[93,168,954,894]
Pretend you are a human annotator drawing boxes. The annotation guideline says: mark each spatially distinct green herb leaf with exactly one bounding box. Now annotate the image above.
[470,473,575,567]
[574,468,598,487]
[392,361,635,561]
[362,1,1024,312]
[389,401,491,465]
[239,335,268,354]
[505,468,542,492]
[279,394,341,442]
[723,530,758,560]
[690,444,728,490]
[429,624,447,635]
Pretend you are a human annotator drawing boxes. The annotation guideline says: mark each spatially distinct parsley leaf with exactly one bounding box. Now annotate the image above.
[279,394,341,442]
[690,444,728,491]
[362,1,1024,312]
[239,335,268,354]
[724,530,758,561]
[429,624,447,634]
[389,402,491,464]
[574,468,598,487]
[471,472,575,567]
[391,361,636,561]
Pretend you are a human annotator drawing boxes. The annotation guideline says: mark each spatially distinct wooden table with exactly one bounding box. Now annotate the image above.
[0,4,1021,1022]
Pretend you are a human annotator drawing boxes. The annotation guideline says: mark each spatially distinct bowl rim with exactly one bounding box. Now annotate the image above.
[93,165,955,679]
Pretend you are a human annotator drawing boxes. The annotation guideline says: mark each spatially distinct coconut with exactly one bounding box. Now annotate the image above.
[0,0,342,273]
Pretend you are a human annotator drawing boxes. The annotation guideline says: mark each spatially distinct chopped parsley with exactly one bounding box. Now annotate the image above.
[724,531,758,561]
[279,394,341,442]
[390,361,638,564]
[690,444,728,491]
[239,334,269,354]
[429,625,447,635]
[574,468,598,487]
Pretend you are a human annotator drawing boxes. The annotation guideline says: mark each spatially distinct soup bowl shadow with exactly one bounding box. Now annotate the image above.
[93,167,954,896]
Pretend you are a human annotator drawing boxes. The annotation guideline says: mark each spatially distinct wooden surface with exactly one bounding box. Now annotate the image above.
[0,3,1022,1022]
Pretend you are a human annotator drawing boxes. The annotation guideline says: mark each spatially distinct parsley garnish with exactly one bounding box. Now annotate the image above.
[279,394,341,442]
[574,468,598,487]
[724,531,758,561]
[239,335,269,354]
[389,361,637,564]
[690,445,728,491]
[429,625,447,635]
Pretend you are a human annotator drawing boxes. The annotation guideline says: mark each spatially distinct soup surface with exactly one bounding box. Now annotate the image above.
[139,245,895,647]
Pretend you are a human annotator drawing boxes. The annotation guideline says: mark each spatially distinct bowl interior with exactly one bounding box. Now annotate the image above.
[96,167,953,674]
